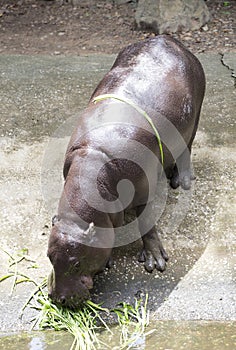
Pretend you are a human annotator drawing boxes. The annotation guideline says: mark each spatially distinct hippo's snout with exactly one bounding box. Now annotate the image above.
[48,290,90,308]
[48,270,93,308]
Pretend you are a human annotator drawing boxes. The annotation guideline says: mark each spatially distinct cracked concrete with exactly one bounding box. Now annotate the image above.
[0,52,235,347]
[221,53,236,86]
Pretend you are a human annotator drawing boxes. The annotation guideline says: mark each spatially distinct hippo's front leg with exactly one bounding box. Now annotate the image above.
[139,227,169,272]
[136,205,168,273]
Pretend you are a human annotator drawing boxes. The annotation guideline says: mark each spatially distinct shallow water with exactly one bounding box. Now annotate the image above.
[1,321,235,350]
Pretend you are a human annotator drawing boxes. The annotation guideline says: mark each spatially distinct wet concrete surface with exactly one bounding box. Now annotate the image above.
[0,321,235,350]
[0,52,235,337]
[0,55,115,143]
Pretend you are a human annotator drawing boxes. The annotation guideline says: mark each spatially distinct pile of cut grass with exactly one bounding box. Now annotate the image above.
[1,249,153,350]
[24,281,152,350]
[23,279,111,350]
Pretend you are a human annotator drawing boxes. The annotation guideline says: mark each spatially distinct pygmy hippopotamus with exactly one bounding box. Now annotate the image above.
[47,34,205,307]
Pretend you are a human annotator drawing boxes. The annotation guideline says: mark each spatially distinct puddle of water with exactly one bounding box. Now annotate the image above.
[0,321,235,350]
[0,331,72,350]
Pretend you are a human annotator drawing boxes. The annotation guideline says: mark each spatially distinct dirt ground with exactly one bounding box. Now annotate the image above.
[0,0,235,56]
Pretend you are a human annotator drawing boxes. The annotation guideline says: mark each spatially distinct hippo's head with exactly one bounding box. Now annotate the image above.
[47,215,112,308]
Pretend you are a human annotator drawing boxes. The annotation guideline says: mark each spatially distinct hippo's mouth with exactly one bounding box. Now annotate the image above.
[48,286,91,309]
[47,271,92,309]
[52,293,91,309]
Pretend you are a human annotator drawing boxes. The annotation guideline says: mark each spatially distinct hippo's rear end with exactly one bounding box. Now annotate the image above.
[91,34,205,188]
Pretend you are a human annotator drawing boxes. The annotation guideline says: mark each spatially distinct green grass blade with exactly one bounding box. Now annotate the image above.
[0,273,14,282]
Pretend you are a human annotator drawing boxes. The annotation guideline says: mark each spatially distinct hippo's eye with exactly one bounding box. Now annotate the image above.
[73,262,80,270]
[69,261,80,273]
[68,258,80,273]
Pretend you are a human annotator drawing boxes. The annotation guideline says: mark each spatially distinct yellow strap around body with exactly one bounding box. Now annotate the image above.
[93,94,164,166]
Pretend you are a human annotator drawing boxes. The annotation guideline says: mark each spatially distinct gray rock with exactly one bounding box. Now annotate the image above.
[55,0,137,5]
[112,0,133,4]
[135,0,211,34]
[54,0,86,5]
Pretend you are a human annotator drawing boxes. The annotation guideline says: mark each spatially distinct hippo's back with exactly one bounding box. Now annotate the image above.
[92,35,205,124]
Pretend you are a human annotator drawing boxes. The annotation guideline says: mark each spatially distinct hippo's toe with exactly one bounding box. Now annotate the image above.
[139,228,169,273]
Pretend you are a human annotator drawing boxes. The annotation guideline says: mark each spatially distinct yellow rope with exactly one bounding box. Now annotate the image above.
[93,93,164,166]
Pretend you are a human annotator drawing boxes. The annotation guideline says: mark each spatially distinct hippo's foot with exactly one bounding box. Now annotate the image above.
[170,166,195,190]
[139,229,168,273]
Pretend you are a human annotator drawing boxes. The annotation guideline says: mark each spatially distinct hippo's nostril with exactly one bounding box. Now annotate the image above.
[80,275,93,290]
[59,296,66,305]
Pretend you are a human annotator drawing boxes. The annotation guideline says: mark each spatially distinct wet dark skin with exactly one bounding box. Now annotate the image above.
[47,34,205,308]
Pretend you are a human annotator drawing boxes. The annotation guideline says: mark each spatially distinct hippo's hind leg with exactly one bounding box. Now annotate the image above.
[170,146,195,190]
[170,109,201,190]
[136,205,168,273]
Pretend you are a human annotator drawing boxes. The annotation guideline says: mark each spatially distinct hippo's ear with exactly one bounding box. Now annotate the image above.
[83,222,96,241]
[52,215,60,226]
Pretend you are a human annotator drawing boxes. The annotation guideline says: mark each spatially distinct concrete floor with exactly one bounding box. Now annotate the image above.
[0,52,235,332]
